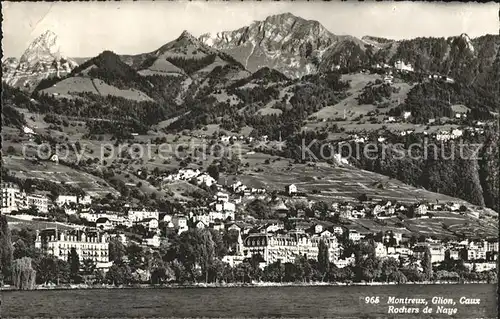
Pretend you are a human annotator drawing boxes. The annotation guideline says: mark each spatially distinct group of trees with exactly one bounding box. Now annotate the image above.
[389,80,496,124]
[357,83,395,105]
[1,83,28,128]
[166,55,216,75]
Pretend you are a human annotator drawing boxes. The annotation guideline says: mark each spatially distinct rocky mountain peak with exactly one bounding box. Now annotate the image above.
[19,30,64,65]
[456,33,475,53]
[177,30,201,45]
[199,12,358,77]
[3,30,78,91]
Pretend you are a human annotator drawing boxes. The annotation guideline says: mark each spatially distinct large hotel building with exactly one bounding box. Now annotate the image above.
[35,229,110,264]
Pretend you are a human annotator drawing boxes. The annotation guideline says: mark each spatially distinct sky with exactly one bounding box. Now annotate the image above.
[2,1,498,58]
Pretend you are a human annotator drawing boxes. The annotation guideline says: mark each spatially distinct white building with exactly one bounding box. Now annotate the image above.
[375,242,388,258]
[26,194,49,213]
[79,195,92,205]
[286,184,297,195]
[451,129,463,138]
[415,204,428,215]
[213,201,236,213]
[1,183,49,214]
[334,255,356,269]
[196,173,216,187]
[215,192,230,203]
[332,226,344,236]
[55,195,78,206]
[23,126,35,135]
[394,60,414,72]
[1,183,25,214]
[244,231,340,265]
[192,214,210,225]
[94,214,132,229]
[35,229,109,263]
[164,169,201,182]
[96,217,114,230]
[209,210,235,222]
[464,262,497,272]
[135,218,159,230]
[128,209,159,222]
[172,215,188,234]
[333,154,349,165]
[143,235,161,248]
[348,230,362,242]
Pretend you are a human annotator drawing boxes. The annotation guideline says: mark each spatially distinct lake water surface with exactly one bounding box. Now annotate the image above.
[1,284,497,318]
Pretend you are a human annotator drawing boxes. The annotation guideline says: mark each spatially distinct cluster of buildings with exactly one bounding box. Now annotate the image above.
[361,62,413,74]
[163,168,217,187]
[375,236,498,272]
[222,222,356,269]
[230,181,266,199]
[1,182,50,214]
[332,201,431,219]
[435,128,464,141]
[428,74,455,83]
[394,60,414,72]
[1,183,94,215]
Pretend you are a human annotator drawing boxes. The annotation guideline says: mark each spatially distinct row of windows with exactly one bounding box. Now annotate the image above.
[59,251,108,257]
[49,243,107,249]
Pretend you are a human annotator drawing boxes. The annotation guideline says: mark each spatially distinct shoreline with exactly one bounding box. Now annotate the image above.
[1,280,493,291]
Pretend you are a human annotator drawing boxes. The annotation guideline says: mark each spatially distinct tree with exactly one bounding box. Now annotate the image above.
[422,246,433,281]
[312,201,329,218]
[0,215,13,284]
[199,230,216,283]
[11,257,36,290]
[317,239,330,280]
[354,240,381,282]
[207,164,220,181]
[380,258,400,282]
[234,261,254,283]
[246,199,271,219]
[81,258,97,284]
[389,270,408,284]
[283,262,300,282]
[106,261,132,286]
[127,242,145,271]
[401,265,423,282]
[36,255,69,285]
[171,229,217,283]
[263,261,284,282]
[109,237,126,262]
[68,247,80,283]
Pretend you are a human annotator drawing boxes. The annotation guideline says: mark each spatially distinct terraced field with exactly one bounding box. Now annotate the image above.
[2,156,119,197]
[233,160,469,204]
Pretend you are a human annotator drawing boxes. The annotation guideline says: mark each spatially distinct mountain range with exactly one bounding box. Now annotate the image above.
[3,13,499,91]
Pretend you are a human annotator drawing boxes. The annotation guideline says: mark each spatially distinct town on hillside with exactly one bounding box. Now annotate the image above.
[1,175,497,287]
